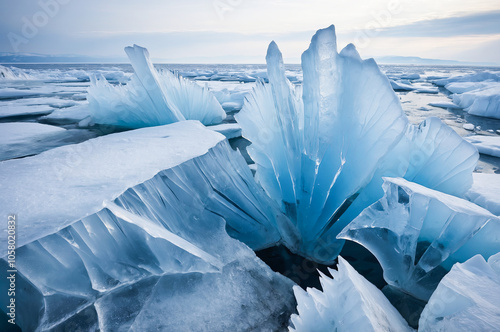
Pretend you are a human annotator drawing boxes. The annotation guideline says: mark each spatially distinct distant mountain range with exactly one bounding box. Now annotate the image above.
[0,52,498,66]
[373,55,498,66]
[0,52,127,64]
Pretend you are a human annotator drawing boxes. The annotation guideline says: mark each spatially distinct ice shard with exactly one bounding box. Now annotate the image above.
[88,45,225,128]
[289,257,412,332]
[338,177,500,301]
[236,25,477,263]
[0,121,295,331]
[419,253,500,331]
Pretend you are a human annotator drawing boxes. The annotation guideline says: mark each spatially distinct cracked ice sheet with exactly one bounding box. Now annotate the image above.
[0,121,225,249]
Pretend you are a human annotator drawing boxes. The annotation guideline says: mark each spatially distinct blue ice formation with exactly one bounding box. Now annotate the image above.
[236,25,478,263]
[338,177,500,301]
[88,45,226,128]
[289,257,412,332]
[419,253,500,331]
[0,121,295,331]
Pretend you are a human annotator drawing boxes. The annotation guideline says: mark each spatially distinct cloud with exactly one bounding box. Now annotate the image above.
[376,10,500,38]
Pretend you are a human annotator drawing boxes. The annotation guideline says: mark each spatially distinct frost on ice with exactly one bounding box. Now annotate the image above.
[0,121,296,331]
[289,257,411,332]
[338,177,500,301]
[236,25,478,263]
[88,45,226,128]
[419,253,500,331]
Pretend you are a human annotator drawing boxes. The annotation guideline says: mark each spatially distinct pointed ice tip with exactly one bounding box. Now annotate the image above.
[307,25,338,54]
[340,43,362,61]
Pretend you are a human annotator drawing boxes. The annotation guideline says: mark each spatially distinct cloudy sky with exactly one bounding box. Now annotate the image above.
[1,0,499,63]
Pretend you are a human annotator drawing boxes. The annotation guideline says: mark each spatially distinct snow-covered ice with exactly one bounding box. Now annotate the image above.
[0,122,95,161]
[419,253,500,331]
[0,121,285,250]
[208,123,242,139]
[390,80,415,91]
[338,177,500,301]
[0,103,53,118]
[289,257,411,332]
[88,45,226,128]
[428,101,462,109]
[465,135,500,157]
[466,173,500,216]
[463,123,475,131]
[0,120,296,331]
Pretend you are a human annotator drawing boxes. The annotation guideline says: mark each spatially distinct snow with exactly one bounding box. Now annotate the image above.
[419,253,500,331]
[338,177,499,301]
[465,135,500,157]
[88,45,225,128]
[432,71,500,87]
[466,173,500,216]
[0,121,285,250]
[289,257,412,332]
[236,26,478,264]
[0,122,95,161]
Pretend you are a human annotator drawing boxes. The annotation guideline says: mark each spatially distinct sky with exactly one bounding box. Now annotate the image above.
[0,0,499,64]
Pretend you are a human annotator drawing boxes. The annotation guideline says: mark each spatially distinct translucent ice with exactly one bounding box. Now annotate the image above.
[289,257,412,332]
[88,45,225,128]
[338,177,500,301]
[419,253,500,331]
[236,25,477,263]
[0,121,295,331]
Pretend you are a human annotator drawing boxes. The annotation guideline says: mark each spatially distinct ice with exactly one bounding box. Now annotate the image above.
[88,45,225,128]
[432,71,500,87]
[428,101,462,109]
[0,120,296,331]
[452,82,500,119]
[0,103,53,118]
[0,64,32,79]
[419,253,500,331]
[466,173,500,215]
[390,80,416,91]
[236,26,478,263]
[465,135,500,157]
[207,123,242,139]
[0,120,285,250]
[289,257,411,332]
[41,103,92,124]
[338,177,500,301]
[0,122,96,161]
[415,87,438,94]
[463,123,475,131]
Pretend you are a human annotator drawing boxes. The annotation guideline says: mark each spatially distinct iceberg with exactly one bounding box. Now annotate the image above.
[236,25,477,263]
[289,257,412,332]
[0,121,295,331]
[452,83,500,119]
[338,177,500,301]
[88,45,226,128]
[419,253,500,331]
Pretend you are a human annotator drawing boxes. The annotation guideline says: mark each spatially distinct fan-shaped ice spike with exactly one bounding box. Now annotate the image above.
[237,25,478,263]
[419,253,500,331]
[338,177,500,301]
[88,45,225,128]
[289,256,412,332]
